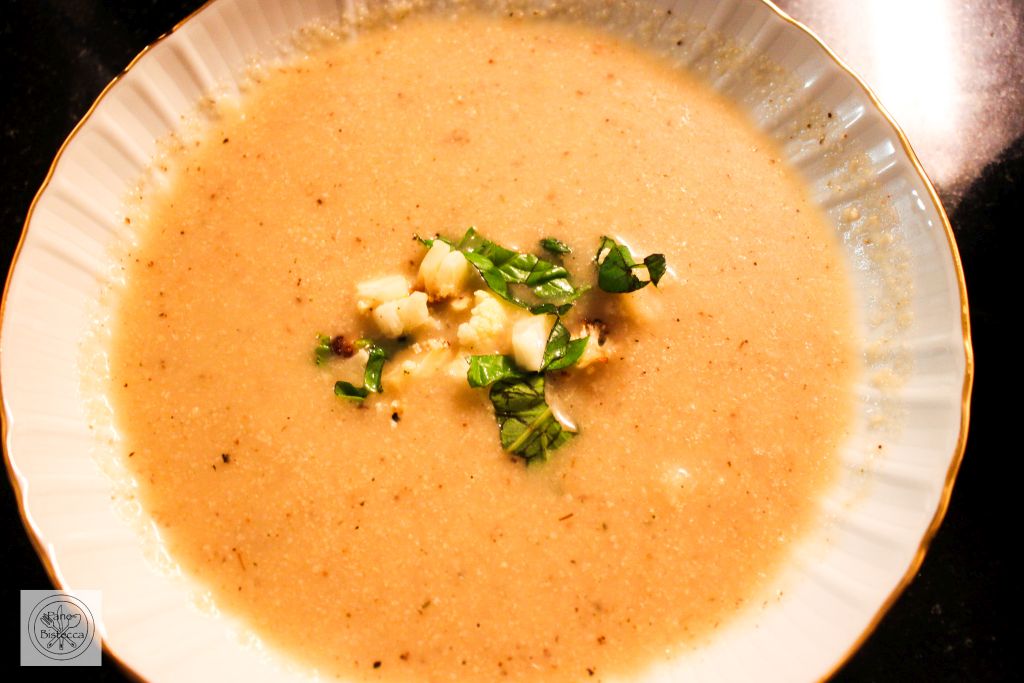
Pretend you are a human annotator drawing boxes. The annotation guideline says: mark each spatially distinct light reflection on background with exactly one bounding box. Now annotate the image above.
[777,0,1024,204]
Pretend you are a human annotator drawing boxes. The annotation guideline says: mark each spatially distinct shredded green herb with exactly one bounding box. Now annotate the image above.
[313,334,333,366]
[467,358,576,463]
[334,340,388,401]
[421,228,586,313]
[541,319,589,371]
[490,374,575,463]
[595,236,667,293]
[466,320,586,463]
[539,237,572,255]
[467,354,525,388]
[322,230,667,462]
[527,302,573,316]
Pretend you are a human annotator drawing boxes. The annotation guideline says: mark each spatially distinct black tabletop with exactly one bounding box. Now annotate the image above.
[1,1,1012,680]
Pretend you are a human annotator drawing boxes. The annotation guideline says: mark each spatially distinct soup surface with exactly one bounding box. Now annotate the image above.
[110,13,855,682]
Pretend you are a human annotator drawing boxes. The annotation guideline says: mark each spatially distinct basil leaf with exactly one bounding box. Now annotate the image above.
[644,253,667,286]
[462,251,523,304]
[314,334,333,366]
[467,352,579,463]
[467,354,527,388]
[334,381,370,400]
[333,340,388,401]
[528,302,573,316]
[360,342,387,393]
[530,272,584,302]
[454,226,489,251]
[467,319,588,386]
[489,374,576,463]
[540,237,571,255]
[595,236,667,293]
[445,227,586,310]
[541,320,589,371]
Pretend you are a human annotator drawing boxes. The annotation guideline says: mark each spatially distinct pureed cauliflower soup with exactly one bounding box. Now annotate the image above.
[109,8,856,683]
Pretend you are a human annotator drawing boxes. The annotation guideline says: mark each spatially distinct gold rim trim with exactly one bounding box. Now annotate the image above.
[0,2,218,679]
[757,1,975,679]
[0,1,974,681]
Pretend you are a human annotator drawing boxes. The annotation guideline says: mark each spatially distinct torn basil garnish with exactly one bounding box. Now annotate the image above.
[595,236,667,293]
[490,374,575,463]
[539,237,571,255]
[467,358,576,464]
[527,302,573,316]
[422,228,587,313]
[313,334,333,366]
[323,229,663,460]
[541,319,589,371]
[467,354,525,388]
[467,318,586,463]
[334,340,388,401]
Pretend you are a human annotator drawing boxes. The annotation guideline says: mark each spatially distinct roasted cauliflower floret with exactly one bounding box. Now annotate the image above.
[418,241,472,300]
[576,320,612,369]
[372,291,431,338]
[383,338,453,390]
[457,290,515,352]
[356,275,412,314]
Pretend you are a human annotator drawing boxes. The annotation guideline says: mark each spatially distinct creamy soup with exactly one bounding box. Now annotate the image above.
[110,13,855,682]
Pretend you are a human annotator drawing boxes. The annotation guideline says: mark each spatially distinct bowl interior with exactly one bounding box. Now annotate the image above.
[1,1,969,681]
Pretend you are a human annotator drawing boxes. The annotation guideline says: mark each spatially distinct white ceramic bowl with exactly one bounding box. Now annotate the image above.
[1,1,972,681]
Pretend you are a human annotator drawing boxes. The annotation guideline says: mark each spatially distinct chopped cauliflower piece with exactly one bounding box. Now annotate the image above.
[398,292,430,330]
[383,338,453,389]
[407,338,451,374]
[512,314,556,372]
[372,302,403,337]
[356,275,411,313]
[446,355,471,380]
[372,291,430,338]
[418,241,471,299]
[351,347,370,366]
[418,241,449,286]
[457,290,515,352]
[577,321,612,369]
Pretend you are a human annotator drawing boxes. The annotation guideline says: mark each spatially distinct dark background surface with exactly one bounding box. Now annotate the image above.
[1,1,1012,680]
